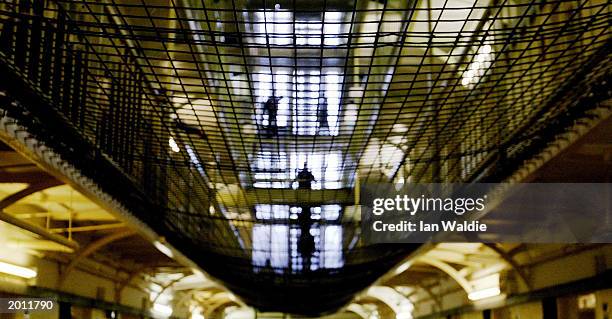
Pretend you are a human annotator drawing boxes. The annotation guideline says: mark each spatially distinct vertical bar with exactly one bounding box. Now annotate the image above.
[71,51,82,125]
[0,8,16,55]
[79,50,88,129]
[143,123,152,194]
[125,62,136,173]
[119,52,129,167]
[40,23,54,92]
[115,61,123,163]
[52,11,66,105]
[62,49,73,115]
[28,0,43,82]
[110,64,118,162]
[14,0,31,69]
[97,116,105,152]
[543,297,558,319]
[58,301,72,319]
[107,68,116,157]
[135,78,144,177]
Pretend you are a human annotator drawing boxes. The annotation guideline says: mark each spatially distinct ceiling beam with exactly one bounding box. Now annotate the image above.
[58,230,136,288]
[0,209,79,250]
[417,257,473,294]
[0,179,63,210]
[484,243,532,291]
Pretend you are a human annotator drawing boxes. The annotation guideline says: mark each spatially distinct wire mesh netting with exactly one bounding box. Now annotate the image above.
[0,0,610,314]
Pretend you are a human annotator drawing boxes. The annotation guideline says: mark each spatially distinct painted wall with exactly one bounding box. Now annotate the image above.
[0,254,155,319]
[595,289,612,319]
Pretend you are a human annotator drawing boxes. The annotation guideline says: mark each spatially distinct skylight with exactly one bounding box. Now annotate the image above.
[252,151,343,189]
[253,11,345,46]
[253,69,342,136]
[252,204,344,273]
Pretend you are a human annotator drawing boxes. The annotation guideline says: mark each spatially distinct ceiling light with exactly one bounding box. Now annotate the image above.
[168,137,180,153]
[154,240,174,258]
[0,260,37,279]
[191,307,205,319]
[392,123,408,133]
[468,287,501,301]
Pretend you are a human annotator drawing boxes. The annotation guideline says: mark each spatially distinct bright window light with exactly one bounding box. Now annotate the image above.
[323,12,343,45]
[252,205,344,273]
[361,139,404,178]
[253,151,288,189]
[168,137,180,153]
[252,223,289,273]
[293,69,342,136]
[295,20,322,46]
[254,71,290,128]
[252,151,343,189]
[253,11,344,46]
[468,287,501,301]
[153,303,173,318]
[254,11,292,46]
[289,151,342,189]
[253,68,342,136]
[0,261,37,279]
[191,306,205,319]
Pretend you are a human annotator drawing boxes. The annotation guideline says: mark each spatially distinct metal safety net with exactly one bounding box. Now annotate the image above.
[0,0,609,314]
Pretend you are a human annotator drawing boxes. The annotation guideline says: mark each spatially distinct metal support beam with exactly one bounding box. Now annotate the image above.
[346,303,369,319]
[152,273,189,304]
[49,223,126,234]
[366,286,413,317]
[114,266,149,303]
[0,179,62,209]
[203,292,242,318]
[0,209,79,250]
[484,243,532,291]
[0,175,79,250]
[417,257,473,294]
[411,284,442,312]
[58,230,135,288]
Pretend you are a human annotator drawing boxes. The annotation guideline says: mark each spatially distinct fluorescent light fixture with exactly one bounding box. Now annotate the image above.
[468,287,501,301]
[168,137,180,153]
[154,241,174,258]
[461,41,494,88]
[0,261,37,279]
[153,303,173,317]
[393,261,411,276]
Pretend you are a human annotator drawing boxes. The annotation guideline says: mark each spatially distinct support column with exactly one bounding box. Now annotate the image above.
[59,301,72,319]
[543,297,558,319]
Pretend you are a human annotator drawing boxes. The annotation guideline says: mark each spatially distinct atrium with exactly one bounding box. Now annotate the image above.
[0,0,610,318]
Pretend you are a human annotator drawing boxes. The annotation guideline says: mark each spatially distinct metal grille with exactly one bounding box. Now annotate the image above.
[0,0,609,314]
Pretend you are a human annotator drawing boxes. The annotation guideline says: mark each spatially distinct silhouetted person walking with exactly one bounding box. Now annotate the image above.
[295,162,316,272]
[296,163,315,190]
[317,97,329,135]
[263,97,279,137]
[297,206,315,272]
